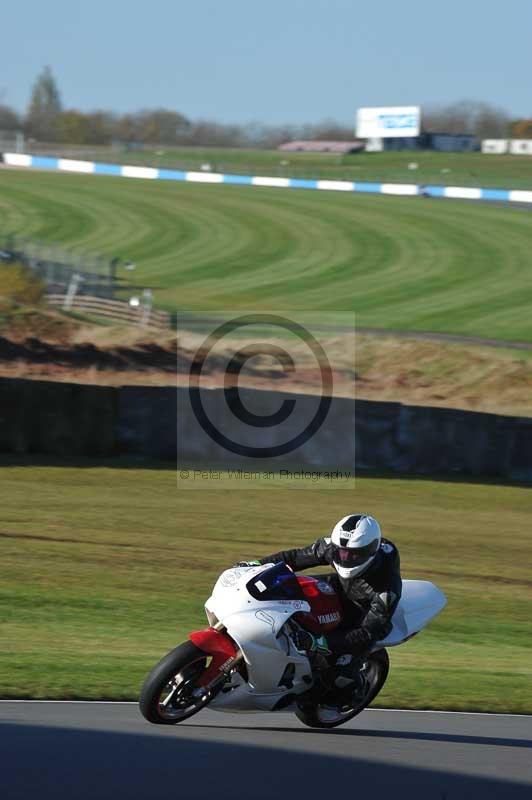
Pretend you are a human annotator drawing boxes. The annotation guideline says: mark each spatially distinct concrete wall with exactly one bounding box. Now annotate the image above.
[1,377,531,482]
[0,377,115,456]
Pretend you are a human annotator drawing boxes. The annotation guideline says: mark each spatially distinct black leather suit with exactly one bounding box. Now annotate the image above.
[259,537,402,655]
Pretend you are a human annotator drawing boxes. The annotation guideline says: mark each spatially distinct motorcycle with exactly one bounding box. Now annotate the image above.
[139,561,446,729]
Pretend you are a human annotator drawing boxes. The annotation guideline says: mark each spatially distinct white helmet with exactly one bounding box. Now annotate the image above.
[330,514,381,579]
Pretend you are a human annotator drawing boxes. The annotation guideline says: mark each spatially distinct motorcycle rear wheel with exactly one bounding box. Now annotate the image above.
[295,648,389,729]
[139,641,214,725]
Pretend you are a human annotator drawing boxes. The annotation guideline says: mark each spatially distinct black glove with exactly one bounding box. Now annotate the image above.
[377,591,398,613]
[346,578,378,603]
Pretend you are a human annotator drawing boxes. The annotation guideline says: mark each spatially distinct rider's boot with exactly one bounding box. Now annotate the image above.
[334,653,369,702]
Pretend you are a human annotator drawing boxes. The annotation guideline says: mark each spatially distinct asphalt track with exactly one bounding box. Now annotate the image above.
[1,702,531,799]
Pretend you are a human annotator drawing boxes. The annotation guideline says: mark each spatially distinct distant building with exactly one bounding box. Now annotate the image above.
[429,134,478,152]
[366,133,478,153]
[278,140,365,154]
[280,135,477,154]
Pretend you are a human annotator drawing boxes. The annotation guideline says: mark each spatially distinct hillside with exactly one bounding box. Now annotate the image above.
[1,307,531,417]
[2,168,532,341]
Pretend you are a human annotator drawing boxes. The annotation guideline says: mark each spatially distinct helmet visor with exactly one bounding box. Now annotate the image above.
[332,540,379,569]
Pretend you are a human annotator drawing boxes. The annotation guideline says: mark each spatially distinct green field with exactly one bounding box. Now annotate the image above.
[1,461,531,711]
[2,168,532,341]
[33,144,532,190]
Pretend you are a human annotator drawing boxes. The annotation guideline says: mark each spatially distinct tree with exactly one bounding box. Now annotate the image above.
[115,113,137,144]
[135,109,190,144]
[84,111,115,145]
[423,100,510,138]
[184,119,247,147]
[57,109,115,145]
[26,66,62,141]
[113,109,190,145]
[57,110,89,144]
[305,118,355,141]
[0,104,21,131]
[511,119,532,139]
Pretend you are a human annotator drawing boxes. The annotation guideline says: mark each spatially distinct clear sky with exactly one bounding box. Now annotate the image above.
[3,0,531,124]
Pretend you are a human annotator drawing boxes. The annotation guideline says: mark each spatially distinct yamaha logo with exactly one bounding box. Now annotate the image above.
[317,612,340,625]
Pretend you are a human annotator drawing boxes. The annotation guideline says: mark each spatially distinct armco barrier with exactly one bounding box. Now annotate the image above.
[3,152,532,204]
[1,377,531,482]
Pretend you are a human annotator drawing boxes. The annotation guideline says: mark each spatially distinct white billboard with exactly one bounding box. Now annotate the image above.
[357,106,421,139]
[509,140,532,156]
[482,139,508,154]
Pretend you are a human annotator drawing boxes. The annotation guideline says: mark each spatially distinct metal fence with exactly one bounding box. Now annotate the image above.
[47,294,171,330]
[0,130,24,154]
[0,233,118,299]
[0,232,174,328]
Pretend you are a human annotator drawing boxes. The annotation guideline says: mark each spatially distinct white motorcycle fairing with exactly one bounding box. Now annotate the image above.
[205,565,313,712]
[203,565,446,713]
[375,579,447,649]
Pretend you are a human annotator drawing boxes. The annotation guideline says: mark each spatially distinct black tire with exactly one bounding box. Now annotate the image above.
[295,649,389,729]
[139,641,213,725]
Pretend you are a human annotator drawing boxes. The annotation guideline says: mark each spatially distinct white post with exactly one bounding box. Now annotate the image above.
[63,273,83,310]
[141,288,153,326]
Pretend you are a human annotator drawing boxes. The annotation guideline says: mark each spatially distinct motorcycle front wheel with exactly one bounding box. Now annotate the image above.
[295,648,389,729]
[139,641,214,725]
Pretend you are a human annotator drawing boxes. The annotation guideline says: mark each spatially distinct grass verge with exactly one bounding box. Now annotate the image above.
[28,145,532,190]
[1,460,530,712]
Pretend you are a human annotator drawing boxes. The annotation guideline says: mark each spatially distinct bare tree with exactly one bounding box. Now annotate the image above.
[423,100,510,138]
[181,119,248,147]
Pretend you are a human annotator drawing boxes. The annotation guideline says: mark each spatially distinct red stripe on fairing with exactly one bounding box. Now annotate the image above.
[189,628,238,686]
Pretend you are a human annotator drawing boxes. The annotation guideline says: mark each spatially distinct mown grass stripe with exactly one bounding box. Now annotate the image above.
[2,169,532,341]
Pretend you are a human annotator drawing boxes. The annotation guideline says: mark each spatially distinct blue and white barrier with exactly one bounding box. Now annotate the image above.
[4,152,532,204]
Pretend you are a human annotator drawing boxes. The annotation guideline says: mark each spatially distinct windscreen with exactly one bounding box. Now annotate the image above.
[246,562,304,602]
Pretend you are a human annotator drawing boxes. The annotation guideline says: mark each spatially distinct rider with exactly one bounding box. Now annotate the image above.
[237,514,402,663]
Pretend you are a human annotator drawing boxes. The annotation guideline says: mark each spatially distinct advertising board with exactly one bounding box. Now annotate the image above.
[357,106,421,138]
